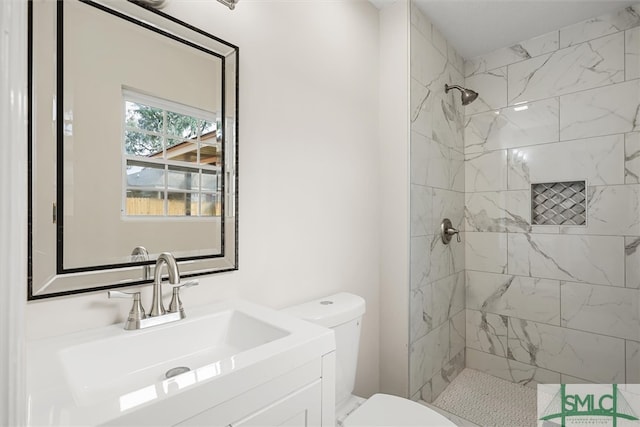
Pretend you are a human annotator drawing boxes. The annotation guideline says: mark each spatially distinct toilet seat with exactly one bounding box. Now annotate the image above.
[342,393,457,427]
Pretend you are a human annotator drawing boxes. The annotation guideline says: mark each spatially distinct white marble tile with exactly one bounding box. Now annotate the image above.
[411,184,432,237]
[465,190,530,233]
[627,27,640,80]
[447,43,464,76]
[465,232,507,274]
[560,5,640,49]
[466,348,561,388]
[561,281,640,341]
[507,135,625,190]
[450,148,465,193]
[410,79,433,139]
[507,233,625,287]
[509,33,624,105]
[431,25,447,57]
[411,131,429,186]
[627,132,640,184]
[450,230,465,274]
[627,340,640,383]
[560,79,640,141]
[428,349,465,403]
[463,67,507,115]
[409,322,450,396]
[465,98,559,154]
[412,135,451,191]
[450,310,465,359]
[466,271,560,325]
[411,25,447,88]
[432,272,465,329]
[559,185,640,236]
[507,318,626,383]
[433,65,465,152]
[428,234,453,283]
[433,188,464,234]
[560,374,594,384]
[411,236,430,290]
[427,140,451,189]
[410,1,431,41]
[626,236,640,288]
[410,285,432,342]
[464,31,559,77]
[466,309,508,357]
[530,225,560,234]
[465,150,508,192]
[518,30,560,59]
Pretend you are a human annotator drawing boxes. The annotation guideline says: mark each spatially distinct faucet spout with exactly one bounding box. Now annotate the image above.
[149,252,180,317]
[131,246,151,280]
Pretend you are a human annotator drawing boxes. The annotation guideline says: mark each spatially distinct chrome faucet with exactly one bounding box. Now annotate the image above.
[149,252,180,317]
[108,251,199,330]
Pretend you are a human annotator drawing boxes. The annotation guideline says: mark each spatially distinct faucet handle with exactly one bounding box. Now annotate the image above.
[168,280,199,318]
[173,279,199,289]
[108,290,138,299]
[108,290,146,330]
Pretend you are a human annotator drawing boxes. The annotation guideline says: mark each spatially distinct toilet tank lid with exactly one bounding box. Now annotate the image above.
[282,292,366,328]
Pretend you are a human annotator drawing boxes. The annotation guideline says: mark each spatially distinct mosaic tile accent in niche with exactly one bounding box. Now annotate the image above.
[531,181,586,225]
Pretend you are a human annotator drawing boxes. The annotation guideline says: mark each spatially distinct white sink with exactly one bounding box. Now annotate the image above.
[26,299,335,426]
[60,309,289,405]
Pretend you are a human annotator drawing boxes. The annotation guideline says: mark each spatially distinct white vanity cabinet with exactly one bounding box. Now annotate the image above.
[176,354,335,427]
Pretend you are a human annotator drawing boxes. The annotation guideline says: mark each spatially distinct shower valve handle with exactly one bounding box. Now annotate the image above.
[441,218,461,244]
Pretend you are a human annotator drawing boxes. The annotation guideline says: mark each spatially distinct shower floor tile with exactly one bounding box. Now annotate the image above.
[430,368,537,427]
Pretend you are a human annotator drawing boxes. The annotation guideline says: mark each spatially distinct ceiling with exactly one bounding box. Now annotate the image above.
[372,0,640,59]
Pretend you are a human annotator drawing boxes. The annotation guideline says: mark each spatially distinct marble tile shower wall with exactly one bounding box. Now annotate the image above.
[463,5,640,387]
[409,3,466,403]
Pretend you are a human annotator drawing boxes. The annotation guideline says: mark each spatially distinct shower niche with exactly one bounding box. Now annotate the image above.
[531,181,587,226]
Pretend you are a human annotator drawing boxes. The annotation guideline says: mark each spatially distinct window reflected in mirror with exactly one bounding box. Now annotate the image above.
[123,91,222,217]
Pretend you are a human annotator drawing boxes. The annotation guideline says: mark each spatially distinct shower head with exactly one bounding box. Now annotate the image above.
[444,84,479,106]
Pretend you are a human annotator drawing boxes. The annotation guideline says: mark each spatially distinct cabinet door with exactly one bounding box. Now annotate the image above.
[231,380,322,427]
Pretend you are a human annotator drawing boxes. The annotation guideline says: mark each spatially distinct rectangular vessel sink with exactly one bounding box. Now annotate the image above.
[26,299,335,426]
[60,309,289,405]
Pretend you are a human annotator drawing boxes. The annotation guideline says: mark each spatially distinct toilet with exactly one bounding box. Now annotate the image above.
[283,293,456,427]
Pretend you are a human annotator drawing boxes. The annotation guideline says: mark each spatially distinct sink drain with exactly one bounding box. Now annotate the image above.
[165,366,191,379]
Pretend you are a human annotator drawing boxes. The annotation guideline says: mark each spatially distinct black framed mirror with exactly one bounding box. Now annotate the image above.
[28,0,239,299]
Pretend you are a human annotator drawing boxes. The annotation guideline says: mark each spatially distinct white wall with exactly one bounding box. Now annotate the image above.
[0,0,27,424]
[378,0,410,397]
[25,0,381,397]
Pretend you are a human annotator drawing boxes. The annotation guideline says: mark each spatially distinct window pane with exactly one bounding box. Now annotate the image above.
[199,144,220,166]
[167,166,198,191]
[126,190,164,216]
[125,101,163,133]
[201,171,218,192]
[126,161,165,189]
[200,193,221,217]
[125,130,163,157]
[166,138,198,165]
[201,120,219,142]
[167,192,197,216]
[166,111,200,139]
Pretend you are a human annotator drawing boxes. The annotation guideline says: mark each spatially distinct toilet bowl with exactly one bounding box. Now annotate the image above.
[282,293,456,427]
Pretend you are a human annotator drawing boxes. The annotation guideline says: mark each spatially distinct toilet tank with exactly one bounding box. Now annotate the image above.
[282,293,366,408]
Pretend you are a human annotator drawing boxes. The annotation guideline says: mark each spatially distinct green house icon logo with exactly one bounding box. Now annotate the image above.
[540,384,639,426]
